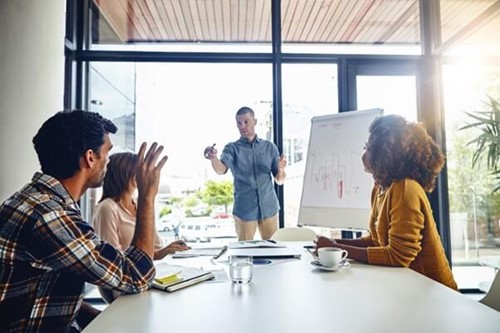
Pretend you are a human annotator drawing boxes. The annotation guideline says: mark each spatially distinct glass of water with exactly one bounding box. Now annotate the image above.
[229,256,253,284]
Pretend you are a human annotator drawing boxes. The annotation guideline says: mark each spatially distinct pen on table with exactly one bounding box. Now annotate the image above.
[305,246,318,259]
[213,245,228,259]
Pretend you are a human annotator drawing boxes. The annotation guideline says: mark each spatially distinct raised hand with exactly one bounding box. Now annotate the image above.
[135,142,168,198]
[203,144,218,160]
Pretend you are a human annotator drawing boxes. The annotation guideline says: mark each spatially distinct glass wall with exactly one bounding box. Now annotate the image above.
[357,75,417,121]
[68,0,500,290]
[282,63,339,227]
[443,60,500,288]
[88,62,276,243]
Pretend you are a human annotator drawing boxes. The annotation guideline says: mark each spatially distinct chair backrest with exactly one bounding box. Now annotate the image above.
[271,227,317,242]
[480,271,500,312]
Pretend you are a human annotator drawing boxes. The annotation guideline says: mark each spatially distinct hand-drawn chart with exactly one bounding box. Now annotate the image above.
[305,149,367,207]
[299,109,382,229]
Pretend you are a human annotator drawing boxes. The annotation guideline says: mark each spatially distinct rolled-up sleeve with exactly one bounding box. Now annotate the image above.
[28,208,155,294]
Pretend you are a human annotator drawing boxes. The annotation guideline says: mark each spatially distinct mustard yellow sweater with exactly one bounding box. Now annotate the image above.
[363,179,457,290]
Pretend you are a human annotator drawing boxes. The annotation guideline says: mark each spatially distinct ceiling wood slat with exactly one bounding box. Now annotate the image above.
[255,0,267,41]
[287,0,308,41]
[307,0,338,41]
[185,0,203,41]
[358,0,394,42]
[281,0,298,41]
[175,0,193,40]
[178,0,196,40]
[221,0,231,40]
[377,0,418,44]
[127,0,152,40]
[245,0,256,41]
[340,0,377,42]
[212,0,223,41]
[262,0,272,41]
[137,0,164,40]
[316,0,342,41]
[440,0,500,52]
[149,0,172,40]
[301,0,331,42]
[328,0,357,42]
[203,0,219,41]
[92,0,500,51]
[93,0,127,42]
[160,0,183,40]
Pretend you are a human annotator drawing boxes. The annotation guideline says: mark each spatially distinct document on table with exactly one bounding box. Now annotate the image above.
[227,247,301,259]
[172,247,224,258]
[152,263,215,292]
[228,240,286,249]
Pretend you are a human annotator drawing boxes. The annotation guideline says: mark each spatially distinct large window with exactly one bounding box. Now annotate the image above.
[68,0,500,291]
[89,62,274,243]
[443,61,500,288]
[282,63,339,226]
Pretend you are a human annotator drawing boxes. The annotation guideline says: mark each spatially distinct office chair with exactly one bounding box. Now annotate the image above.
[480,271,500,312]
[271,227,317,242]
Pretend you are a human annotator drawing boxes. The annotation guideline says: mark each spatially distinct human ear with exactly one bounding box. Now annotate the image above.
[82,149,96,168]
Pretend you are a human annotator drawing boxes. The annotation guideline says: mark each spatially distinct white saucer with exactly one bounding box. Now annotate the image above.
[310,260,351,272]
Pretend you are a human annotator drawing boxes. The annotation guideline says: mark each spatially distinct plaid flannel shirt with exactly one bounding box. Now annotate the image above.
[0,172,155,332]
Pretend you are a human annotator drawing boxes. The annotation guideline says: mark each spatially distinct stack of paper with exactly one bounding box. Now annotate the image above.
[227,240,301,259]
[171,247,223,258]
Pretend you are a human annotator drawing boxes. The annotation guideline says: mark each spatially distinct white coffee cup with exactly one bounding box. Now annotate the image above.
[317,247,348,268]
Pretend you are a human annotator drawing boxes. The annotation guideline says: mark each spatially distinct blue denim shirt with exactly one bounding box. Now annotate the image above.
[220,136,280,221]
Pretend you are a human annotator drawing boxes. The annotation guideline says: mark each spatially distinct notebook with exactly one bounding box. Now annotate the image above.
[152,264,215,292]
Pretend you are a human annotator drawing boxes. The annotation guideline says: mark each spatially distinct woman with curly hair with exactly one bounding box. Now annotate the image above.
[316,114,457,290]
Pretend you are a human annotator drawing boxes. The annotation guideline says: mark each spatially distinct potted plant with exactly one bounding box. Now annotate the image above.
[460,95,500,192]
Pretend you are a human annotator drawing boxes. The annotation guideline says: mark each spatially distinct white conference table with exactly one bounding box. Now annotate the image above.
[84,243,500,333]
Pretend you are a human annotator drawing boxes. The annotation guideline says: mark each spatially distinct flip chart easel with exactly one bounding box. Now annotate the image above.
[298,108,383,230]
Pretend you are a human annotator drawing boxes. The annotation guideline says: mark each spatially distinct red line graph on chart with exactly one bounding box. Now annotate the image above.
[302,148,370,208]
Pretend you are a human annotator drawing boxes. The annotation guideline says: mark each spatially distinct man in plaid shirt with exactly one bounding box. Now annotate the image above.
[0,110,168,332]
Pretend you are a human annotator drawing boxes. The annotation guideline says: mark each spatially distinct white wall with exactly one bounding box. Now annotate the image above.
[0,0,65,201]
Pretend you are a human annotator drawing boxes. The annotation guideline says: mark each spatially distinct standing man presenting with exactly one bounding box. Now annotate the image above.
[204,106,286,241]
[0,110,167,332]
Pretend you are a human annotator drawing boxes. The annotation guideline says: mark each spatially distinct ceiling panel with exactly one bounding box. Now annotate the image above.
[91,0,500,53]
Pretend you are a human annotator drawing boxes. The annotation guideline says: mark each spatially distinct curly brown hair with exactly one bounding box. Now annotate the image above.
[365,115,444,192]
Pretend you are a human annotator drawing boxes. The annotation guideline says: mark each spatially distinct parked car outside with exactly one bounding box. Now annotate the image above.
[178,217,236,243]
[178,218,213,243]
[212,212,232,220]
[156,214,182,232]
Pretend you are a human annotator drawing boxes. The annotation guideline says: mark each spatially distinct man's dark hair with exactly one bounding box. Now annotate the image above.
[32,110,117,179]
